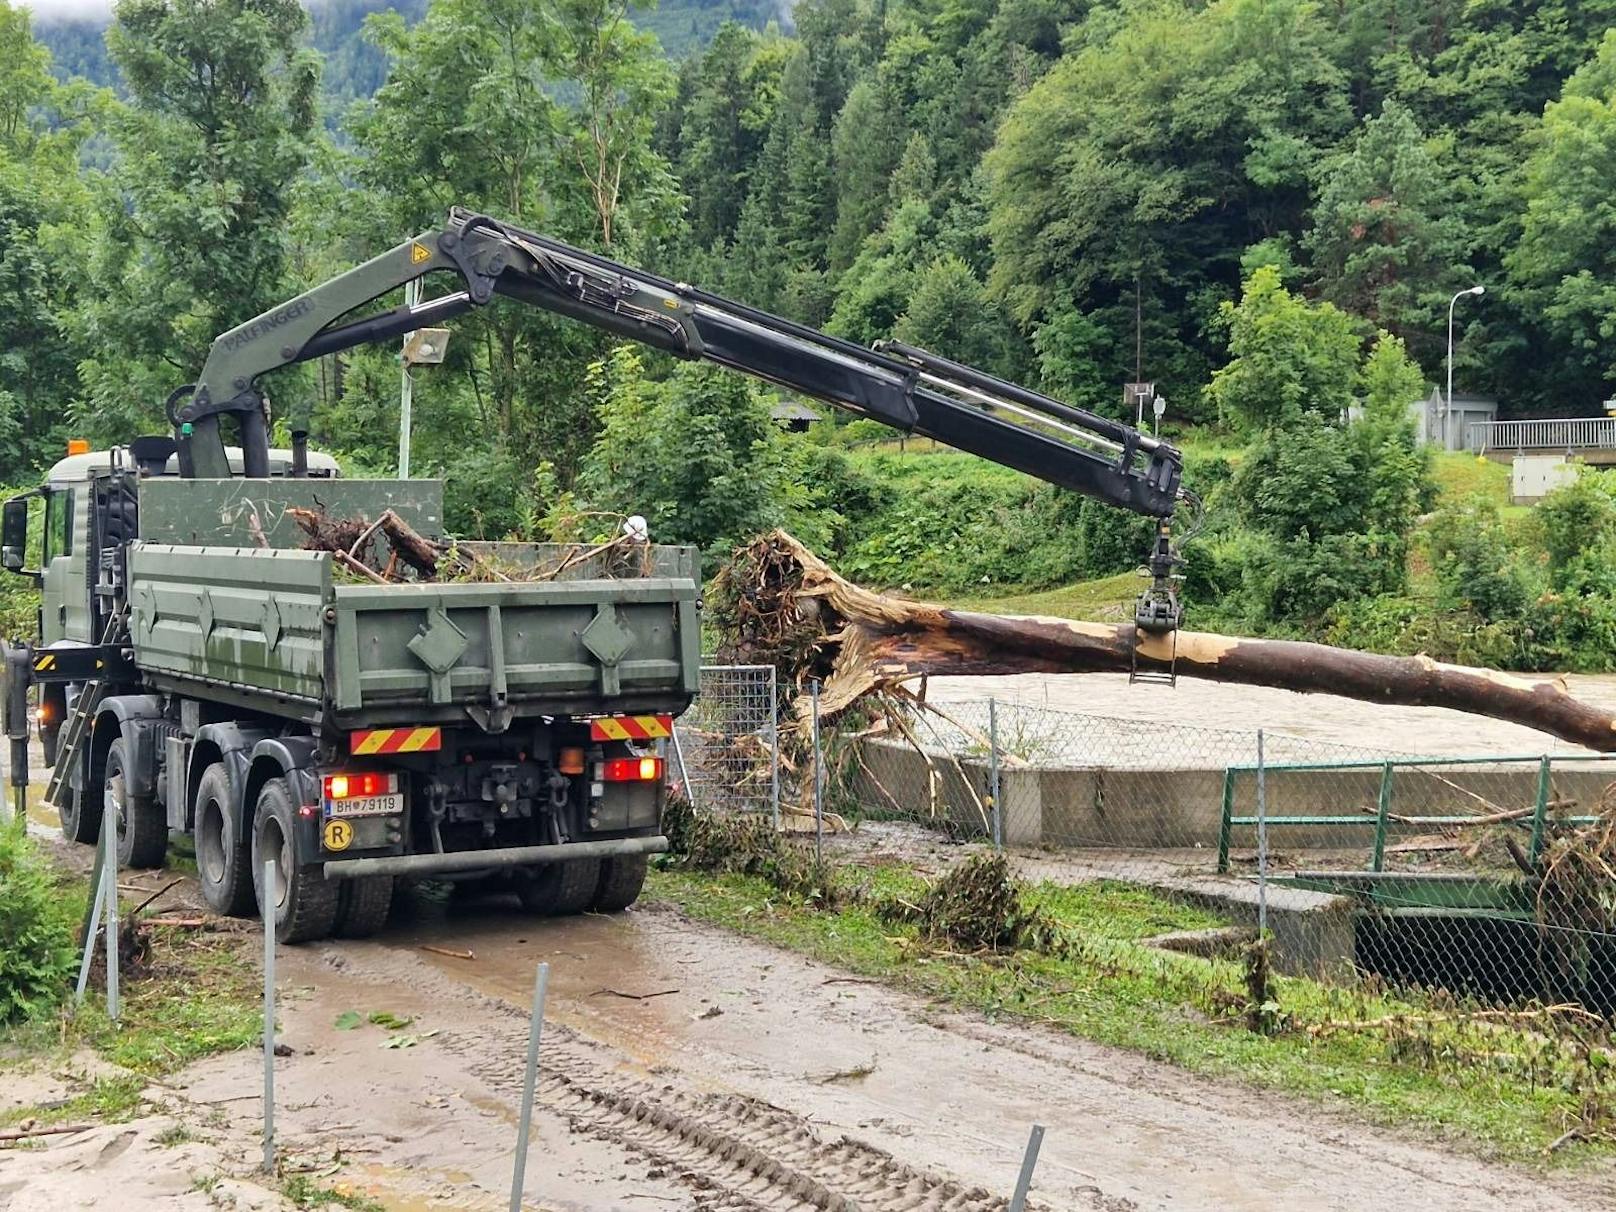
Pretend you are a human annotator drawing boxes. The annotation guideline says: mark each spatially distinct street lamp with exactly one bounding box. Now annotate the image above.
[1446,285,1485,448]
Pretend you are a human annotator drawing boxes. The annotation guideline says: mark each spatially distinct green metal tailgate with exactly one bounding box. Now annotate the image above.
[328,577,700,716]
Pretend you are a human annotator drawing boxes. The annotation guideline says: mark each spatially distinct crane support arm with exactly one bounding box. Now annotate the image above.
[178,209,1184,523]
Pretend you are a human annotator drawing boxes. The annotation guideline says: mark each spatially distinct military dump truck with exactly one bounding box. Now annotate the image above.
[3,442,697,940]
[1,207,1188,942]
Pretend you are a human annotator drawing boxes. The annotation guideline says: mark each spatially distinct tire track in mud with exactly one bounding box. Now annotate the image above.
[323,947,1039,1211]
[442,1023,1016,1211]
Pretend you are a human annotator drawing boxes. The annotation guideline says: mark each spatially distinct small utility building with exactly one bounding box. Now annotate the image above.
[1409,388,1498,451]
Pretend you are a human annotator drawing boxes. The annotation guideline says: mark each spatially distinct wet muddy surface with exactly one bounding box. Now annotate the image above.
[6,875,1616,1210]
[8,748,1616,1209]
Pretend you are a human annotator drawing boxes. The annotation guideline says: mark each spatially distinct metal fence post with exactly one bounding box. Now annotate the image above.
[988,697,1002,849]
[669,726,693,809]
[1008,1124,1045,1212]
[811,678,823,863]
[1528,754,1552,864]
[1255,729,1267,938]
[769,664,781,830]
[1370,761,1394,873]
[104,825,119,1023]
[1215,767,1235,874]
[262,859,276,1174]
[510,961,551,1212]
[75,826,109,1005]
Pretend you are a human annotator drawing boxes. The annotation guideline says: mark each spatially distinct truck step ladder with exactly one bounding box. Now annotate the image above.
[42,609,125,812]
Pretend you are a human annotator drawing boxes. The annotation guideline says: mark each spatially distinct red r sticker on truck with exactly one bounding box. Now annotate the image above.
[351,727,442,754]
[589,715,673,741]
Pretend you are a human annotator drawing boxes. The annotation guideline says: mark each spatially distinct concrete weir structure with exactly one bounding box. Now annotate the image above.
[848,735,1616,977]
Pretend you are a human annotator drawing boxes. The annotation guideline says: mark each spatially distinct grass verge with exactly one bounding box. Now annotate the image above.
[0,853,261,1127]
[949,571,1139,621]
[646,858,1616,1164]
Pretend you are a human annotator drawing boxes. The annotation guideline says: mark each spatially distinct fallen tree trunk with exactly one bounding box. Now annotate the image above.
[713,531,1616,753]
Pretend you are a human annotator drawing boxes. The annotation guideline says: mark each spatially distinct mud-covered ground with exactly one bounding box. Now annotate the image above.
[5,840,1616,1212]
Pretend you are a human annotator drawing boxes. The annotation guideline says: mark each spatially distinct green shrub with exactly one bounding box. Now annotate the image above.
[1324,594,1527,668]
[1426,501,1536,623]
[1525,553,1616,672]
[0,828,76,1024]
[1534,471,1616,573]
[0,579,37,640]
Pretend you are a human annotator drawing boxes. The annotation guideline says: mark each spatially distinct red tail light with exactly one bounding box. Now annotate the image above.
[601,756,663,782]
[324,772,397,799]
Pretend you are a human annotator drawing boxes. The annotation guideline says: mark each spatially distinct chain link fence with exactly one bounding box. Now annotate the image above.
[669,675,1616,1137]
[671,664,780,824]
[812,695,1616,1012]
[672,672,1616,1015]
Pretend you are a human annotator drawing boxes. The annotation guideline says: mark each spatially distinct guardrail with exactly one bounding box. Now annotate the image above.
[1468,417,1616,453]
[1215,752,1616,874]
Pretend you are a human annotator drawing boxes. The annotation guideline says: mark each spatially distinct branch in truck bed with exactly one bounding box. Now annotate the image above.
[289,506,509,582]
[712,530,1616,753]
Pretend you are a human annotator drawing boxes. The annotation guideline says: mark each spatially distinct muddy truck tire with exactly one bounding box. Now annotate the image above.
[253,777,339,943]
[334,875,395,938]
[196,762,256,916]
[518,858,602,915]
[592,854,649,912]
[107,737,166,869]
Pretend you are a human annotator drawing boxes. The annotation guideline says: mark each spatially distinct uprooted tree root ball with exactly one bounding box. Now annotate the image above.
[710,530,1616,751]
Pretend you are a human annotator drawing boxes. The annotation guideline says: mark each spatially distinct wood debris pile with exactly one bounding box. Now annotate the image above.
[286,507,652,584]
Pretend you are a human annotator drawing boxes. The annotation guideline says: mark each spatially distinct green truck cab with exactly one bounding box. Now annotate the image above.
[1,440,698,941]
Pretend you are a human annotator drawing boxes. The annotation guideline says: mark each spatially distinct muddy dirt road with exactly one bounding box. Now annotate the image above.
[11,881,1613,1212]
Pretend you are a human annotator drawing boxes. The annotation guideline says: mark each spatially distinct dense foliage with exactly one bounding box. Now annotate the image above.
[7,0,1616,667]
[0,827,76,1024]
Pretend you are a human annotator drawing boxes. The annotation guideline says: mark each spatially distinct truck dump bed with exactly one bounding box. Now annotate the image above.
[128,479,700,726]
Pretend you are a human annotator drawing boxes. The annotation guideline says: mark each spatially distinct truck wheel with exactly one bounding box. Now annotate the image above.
[253,777,338,944]
[518,858,601,916]
[107,738,166,869]
[59,781,102,846]
[334,876,394,938]
[196,762,255,917]
[592,855,649,912]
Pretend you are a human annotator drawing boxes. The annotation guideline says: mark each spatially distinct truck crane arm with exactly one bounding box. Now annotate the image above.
[173,208,1187,632]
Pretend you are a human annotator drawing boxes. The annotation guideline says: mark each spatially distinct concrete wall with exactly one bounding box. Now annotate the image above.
[850,738,1611,853]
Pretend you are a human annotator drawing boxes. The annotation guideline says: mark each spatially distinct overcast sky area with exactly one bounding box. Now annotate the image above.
[23,0,116,20]
[23,0,329,20]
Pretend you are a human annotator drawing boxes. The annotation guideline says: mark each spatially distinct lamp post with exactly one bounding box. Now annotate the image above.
[1446,285,1485,449]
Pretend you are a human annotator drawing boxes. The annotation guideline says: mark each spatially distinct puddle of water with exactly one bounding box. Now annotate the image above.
[348,1162,486,1212]
[397,902,687,1070]
[465,1092,517,1126]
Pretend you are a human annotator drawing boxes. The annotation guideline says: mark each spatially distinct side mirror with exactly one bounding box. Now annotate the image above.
[2,496,31,575]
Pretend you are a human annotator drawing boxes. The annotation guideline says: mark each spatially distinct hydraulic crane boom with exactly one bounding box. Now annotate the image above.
[170,208,1187,631]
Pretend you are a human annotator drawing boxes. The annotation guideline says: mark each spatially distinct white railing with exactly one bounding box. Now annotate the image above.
[1468,417,1616,453]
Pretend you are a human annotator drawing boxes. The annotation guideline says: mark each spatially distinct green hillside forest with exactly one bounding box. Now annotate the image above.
[9,0,1616,669]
